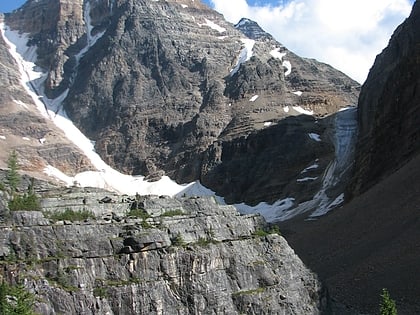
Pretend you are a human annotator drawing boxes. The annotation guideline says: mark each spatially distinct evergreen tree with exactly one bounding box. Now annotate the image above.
[6,150,20,192]
[0,281,36,315]
[380,288,397,315]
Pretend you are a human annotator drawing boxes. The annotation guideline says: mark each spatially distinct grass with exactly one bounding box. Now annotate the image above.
[161,209,184,217]
[44,208,95,222]
[126,208,150,220]
[194,237,219,247]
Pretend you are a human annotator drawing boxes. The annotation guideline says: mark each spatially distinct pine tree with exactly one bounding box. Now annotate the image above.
[380,288,397,315]
[6,150,20,192]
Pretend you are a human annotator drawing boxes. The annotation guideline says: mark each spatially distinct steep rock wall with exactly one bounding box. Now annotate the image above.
[350,1,420,196]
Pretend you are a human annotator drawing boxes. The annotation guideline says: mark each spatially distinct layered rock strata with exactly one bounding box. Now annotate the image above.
[0,189,325,314]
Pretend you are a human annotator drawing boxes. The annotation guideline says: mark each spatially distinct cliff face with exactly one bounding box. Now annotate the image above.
[0,16,93,177]
[0,184,325,314]
[350,1,420,196]
[3,0,359,210]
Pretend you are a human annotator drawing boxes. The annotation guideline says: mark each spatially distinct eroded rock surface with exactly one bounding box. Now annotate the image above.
[0,189,325,314]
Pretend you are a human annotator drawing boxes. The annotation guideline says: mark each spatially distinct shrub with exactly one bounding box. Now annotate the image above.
[171,233,185,247]
[380,288,397,315]
[9,193,41,211]
[161,209,184,217]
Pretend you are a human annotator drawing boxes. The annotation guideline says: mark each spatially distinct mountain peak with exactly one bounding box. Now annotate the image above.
[235,17,273,40]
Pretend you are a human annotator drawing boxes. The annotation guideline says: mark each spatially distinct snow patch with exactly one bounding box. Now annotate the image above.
[301,163,319,173]
[249,95,259,102]
[309,193,344,218]
[283,60,292,76]
[264,122,272,127]
[22,137,30,141]
[308,133,321,142]
[14,100,28,109]
[292,91,303,96]
[292,106,314,115]
[297,177,318,182]
[269,48,292,76]
[270,47,287,60]
[198,19,226,34]
[39,138,46,144]
[230,39,255,76]
[283,106,290,113]
[235,198,295,223]
[181,4,188,8]
[0,135,6,140]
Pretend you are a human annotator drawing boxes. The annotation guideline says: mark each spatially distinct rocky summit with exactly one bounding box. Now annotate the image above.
[3,0,359,212]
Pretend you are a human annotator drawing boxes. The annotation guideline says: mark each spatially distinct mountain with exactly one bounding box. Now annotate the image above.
[281,2,420,314]
[2,0,359,220]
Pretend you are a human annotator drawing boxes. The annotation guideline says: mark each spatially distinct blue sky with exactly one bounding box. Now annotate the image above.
[1,0,415,83]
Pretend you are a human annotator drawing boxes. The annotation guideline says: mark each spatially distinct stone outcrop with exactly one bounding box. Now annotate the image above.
[0,188,325,314]
[349,1,420,196]
[3,0,359,208]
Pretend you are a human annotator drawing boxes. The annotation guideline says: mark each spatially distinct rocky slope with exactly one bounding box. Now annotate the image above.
[2,0,359,212]
[0,179,326,314]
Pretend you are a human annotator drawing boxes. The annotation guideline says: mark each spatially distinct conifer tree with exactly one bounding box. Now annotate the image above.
[6,150,20,192]
[380,288,397,315]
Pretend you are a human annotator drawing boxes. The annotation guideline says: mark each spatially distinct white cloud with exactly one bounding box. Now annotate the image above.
[210,0,413,83]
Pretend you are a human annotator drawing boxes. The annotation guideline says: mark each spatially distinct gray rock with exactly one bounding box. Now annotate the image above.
[0,193,326,314]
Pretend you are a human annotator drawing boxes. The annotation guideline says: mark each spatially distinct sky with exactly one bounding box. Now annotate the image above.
[203,0,415,83]
[1,0,415,83]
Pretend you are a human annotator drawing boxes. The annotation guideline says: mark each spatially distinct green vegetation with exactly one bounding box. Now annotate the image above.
[6,150,20,192]
[9,193,41,212]
[126,208,153,228]
[0,281,37,315]
[252,229,270,237]
[380,288,397,315]
[44,208,95,222]
[3,152,41,212]
[93,286,108,298]
[126,208,150,220]
[195,237,219,247]
[171,233,186,247]
[161,209,184,217]
[252,225,281,238]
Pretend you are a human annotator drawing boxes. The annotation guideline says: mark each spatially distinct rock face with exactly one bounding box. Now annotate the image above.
[349,1,420,196]
[3,0,359,208]
[0,188,325,314]
[0,17,93,177]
